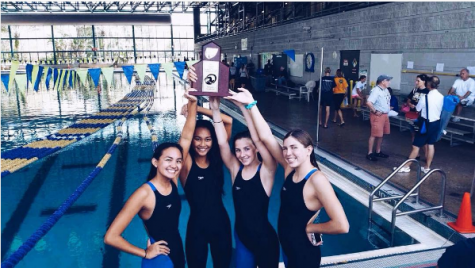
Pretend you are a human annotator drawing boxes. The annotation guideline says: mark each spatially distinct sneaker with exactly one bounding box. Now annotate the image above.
[451,116,460,123]
[421,167,431,174]
[442,130,447,135]
[374,152,389,158]
[393,166,410,173]
[366,153,378,161]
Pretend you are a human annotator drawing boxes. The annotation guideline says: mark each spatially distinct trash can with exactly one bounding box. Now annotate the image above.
[251,75,266,92]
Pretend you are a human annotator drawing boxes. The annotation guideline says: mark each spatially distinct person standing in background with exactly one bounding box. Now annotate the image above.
[397,76,444,173]
[229,62,237,90]
[319,67,336,129]
[366,75,392,161]
[332,69,348,126]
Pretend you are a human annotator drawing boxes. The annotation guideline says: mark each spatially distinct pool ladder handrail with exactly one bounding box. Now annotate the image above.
[389,168,446,246]
[368,159,422,230]
[367,159,447,247]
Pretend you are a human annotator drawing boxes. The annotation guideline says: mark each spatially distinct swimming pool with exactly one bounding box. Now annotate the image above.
[1,79,417,267]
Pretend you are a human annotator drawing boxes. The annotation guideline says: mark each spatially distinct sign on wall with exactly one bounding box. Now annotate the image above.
[370,54,402,90]
[241,38,248,51]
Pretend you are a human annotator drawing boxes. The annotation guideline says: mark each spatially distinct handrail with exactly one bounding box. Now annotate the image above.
[368,159,421,228]
[390,169,446,246]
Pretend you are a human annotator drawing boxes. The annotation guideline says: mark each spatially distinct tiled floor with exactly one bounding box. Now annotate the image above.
[247,89,475,220]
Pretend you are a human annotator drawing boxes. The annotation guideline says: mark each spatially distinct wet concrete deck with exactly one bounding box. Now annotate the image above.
[249,89,475,221]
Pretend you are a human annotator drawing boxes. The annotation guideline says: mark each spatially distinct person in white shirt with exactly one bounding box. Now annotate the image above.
[448,68,475,122]
[352,75,367,117]
[397,76,444,173]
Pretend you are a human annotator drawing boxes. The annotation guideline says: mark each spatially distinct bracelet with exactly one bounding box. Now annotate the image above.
[144,248,147,259]
[213,120,223,124]
[245,100,257,110]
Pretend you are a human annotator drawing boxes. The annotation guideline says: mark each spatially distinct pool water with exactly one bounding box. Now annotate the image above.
[1,79,416,267]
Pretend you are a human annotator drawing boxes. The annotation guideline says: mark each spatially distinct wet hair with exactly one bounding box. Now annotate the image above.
[336,69,343,78]
[324,67,331,74]
[232,130,262,162]
[359,75,366,81]
[283,129,319,169]
[427,76,440,89]
[190,120,225,190]
[416,74,429,83]
[147,143,183,181]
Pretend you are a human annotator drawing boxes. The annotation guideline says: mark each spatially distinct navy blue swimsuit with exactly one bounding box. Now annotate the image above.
[184,160,232,268]
[278,168,322,268]
[233,164,280,268]
[142,181,185,268]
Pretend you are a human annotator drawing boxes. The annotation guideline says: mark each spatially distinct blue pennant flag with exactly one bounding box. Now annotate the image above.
[26,64,33,89]
[173,62,186,79]
[53,68,59,87]
[69,70,74,88]
[62,70,68,88]
[33,66,44,91]
[122,65,134,84]
[45,68,53,90]
[1,74,9,92]
[88,68,101,87]
[148,63,161,81]
[283,49,295,62]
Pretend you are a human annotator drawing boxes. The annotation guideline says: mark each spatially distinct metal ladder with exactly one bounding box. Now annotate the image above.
[368,159,447,246]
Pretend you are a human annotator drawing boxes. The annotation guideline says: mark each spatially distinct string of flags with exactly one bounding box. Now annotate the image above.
[0,54,180,65]
[1,60,199,93]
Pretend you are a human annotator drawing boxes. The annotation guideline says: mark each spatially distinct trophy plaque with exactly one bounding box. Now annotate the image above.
[190,42,230,97]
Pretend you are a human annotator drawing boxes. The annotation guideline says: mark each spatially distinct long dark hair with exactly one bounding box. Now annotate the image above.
[147,143,183,181]
[190,120,224,190]
[284,129,319,169]
[232,130,262,162]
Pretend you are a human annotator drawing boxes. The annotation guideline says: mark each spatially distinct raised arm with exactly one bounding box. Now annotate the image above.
[306,172,349,235]
[178,89,198,186]
[209,97,241,182]
[225,88,289,172]
[239,103,277,195]
[197,105,233,141]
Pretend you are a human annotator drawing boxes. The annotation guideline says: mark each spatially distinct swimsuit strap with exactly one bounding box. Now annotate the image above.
[146,181,157,192]
[303,168,318,180]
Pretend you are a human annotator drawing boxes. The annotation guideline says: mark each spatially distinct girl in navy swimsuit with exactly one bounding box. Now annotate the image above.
[210,96,280,268]
[178,79,233,268]
[226,88,349,268]
[104,142,186,268]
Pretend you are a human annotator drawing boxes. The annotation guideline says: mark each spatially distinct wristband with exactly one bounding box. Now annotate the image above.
[213,120,223,124]
[245,100,257,110]
[144,248,147,259]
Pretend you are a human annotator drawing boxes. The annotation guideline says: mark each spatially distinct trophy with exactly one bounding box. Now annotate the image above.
[190,41,230,97]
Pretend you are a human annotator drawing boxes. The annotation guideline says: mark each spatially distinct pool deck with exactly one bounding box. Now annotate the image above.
[244,89,475,223]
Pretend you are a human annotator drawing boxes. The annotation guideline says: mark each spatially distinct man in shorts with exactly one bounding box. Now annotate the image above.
[397,76,444,173]
[319,67,336,128]
[448,68,475,122]
[366,75,392,161]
